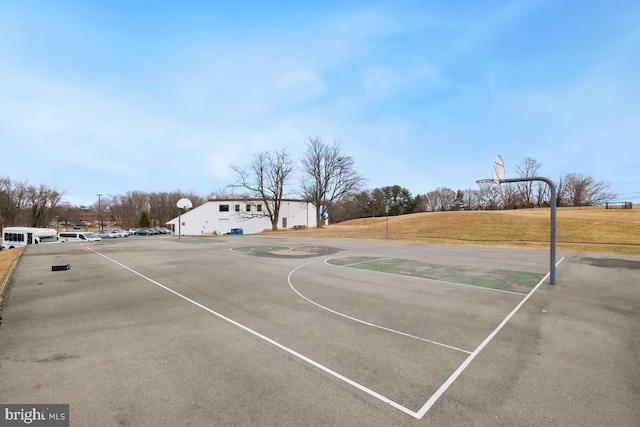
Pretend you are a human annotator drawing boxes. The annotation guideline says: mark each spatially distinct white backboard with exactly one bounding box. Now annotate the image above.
[177,198,193,209]
[492,155,505,184]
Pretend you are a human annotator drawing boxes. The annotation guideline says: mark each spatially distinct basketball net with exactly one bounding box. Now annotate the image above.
[475,179,495,192]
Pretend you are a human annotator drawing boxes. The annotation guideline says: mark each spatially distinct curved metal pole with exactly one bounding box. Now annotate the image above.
[499,177,557,285]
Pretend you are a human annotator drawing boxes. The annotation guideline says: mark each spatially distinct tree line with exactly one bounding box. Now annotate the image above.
[0,143,615,230]
[0,177,205,230]
[331,158,615,219]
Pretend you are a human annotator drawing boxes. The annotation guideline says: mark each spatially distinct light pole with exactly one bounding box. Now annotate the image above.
[96,193,102,232]
[385,201,390,239]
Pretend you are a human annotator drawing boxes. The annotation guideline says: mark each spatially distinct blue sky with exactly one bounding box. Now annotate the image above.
[1,0,639,206]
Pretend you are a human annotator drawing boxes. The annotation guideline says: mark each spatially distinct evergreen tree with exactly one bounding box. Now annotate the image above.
[138,210,151,227]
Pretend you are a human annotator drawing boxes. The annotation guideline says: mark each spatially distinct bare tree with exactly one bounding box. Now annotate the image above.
[422,190,440,212]
[555,175,569,207]
[229,149,295,231]
[435,187,457,211]
[535,182,550,207]
[106,191,149,229]
[564,173,616,207]
[12,180,30,225]
[515,157,542,207]
[0,176,18,228]
[0,177,64,227]
[102,190,206,229]
[150,191,205,227]
[498,183,521,209]
[149,192,177,227]
[207,187,234,200]
[461,188,478,210]
[325,192,359,223]
[299,136,366,228]
[421,188,458,212]
[476,181,501,210]
[26,184,64,227]
[57,202,74,229]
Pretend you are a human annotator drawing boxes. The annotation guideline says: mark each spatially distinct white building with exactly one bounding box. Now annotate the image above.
[165,198,318,236]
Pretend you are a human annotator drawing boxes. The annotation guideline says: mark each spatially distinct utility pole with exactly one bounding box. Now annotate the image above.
[96,194,103,232]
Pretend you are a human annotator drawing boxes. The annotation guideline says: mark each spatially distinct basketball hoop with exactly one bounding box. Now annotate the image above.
[475,178,495,192]
[477,154,558,285]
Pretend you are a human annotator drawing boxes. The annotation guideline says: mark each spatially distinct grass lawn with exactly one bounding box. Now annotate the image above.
[0,247,23,307]
[271,206,640,255]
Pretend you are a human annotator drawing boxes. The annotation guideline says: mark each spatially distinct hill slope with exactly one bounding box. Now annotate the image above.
[277,207,640,255]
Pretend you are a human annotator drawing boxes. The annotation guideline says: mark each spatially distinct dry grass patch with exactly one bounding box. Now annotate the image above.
[0,248,23,306]
[272,207,640,255]
[0,249,22,279]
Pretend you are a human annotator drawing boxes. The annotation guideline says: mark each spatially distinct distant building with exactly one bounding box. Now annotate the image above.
[165,198,317,235]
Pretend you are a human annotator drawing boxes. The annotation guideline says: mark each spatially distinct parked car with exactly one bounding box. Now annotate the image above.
[96,230,113,239]
[113,229,129,237]
[134,228,154,236]
[129,228,139,235]
[98,229,125,238]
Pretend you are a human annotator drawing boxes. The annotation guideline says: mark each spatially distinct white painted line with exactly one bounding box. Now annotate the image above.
[342,257,396,267]
[288,259,473,354]
[85,247,422,419]
[86,245,563,420]
[414,256,566,419]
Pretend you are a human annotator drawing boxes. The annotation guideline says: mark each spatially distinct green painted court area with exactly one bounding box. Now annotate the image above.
[327,256,544,293]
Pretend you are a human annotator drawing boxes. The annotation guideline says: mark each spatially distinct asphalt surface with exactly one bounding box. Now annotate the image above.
[0,235,638,426]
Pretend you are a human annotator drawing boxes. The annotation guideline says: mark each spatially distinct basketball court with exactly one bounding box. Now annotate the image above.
[1,235,638,426]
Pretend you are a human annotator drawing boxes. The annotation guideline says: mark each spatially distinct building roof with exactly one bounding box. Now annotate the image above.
[206,197,310,203]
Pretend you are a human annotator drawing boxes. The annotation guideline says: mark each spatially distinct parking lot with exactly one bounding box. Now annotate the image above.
[1,235,639,426]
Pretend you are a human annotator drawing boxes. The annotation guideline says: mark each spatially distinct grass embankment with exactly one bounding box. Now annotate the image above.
[273,206,640,255]
[0,248,23,308]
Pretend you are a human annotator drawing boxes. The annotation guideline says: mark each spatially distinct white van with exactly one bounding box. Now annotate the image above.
[2,227,59,250]
[58,231,102,242]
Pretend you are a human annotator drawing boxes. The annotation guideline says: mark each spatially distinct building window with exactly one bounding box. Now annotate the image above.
[235,204,240,212]
[257,204,262,212]
[219,204,229,212]
[246,204,251,212]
